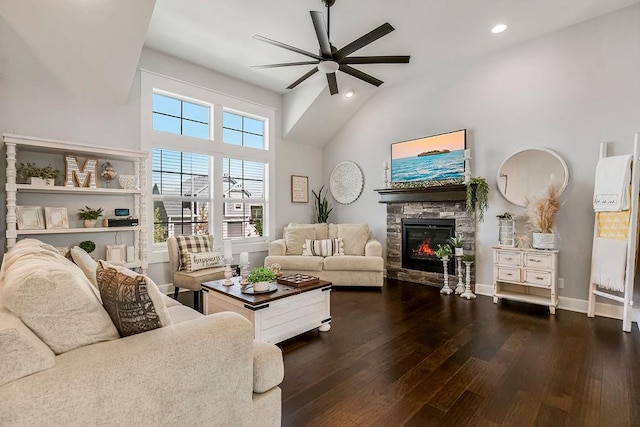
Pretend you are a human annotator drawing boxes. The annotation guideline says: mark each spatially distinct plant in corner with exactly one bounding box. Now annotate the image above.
[465,177,489,222]
[311,185,333,223]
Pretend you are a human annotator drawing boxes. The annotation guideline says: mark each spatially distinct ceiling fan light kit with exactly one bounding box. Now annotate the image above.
[252,0,410,96]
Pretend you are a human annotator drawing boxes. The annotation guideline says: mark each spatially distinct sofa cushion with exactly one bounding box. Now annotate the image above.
[0,307,56,387]
[264,255,323,271]
[185,249,224,272]
[175,235,211,270]
[302,238,344,257]
[253,341,284,393]
[174,266,226,291]
[96,261,172,337]
[286,223,328,240]
[167,305,204,324]
[161,292,182,308]
[284,227,316,255]
[336,224,370,256]
[70,246,98,287]
[323,255,384,272]
[1,242,119,354]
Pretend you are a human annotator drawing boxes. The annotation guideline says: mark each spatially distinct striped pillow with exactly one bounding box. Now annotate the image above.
[175,235,211,271]
[302,238,344,257]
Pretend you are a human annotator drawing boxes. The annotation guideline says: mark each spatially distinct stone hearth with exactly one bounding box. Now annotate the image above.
[377,187,476,288]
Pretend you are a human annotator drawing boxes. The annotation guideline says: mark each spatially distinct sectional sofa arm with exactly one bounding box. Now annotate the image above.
[365,239,383,257]
[252,341,284,393]
[0,312,256,426]
[268,239,287,256]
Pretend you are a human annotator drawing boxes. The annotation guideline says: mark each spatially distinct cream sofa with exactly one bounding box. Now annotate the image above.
[0,239,283,426]
[264,223,384,287]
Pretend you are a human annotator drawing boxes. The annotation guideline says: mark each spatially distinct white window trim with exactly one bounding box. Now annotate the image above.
[141,70,275,262]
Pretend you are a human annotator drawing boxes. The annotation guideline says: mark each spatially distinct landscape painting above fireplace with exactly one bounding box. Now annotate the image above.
[391,129,466,183]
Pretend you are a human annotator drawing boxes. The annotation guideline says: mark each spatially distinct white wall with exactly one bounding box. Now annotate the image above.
[0,21,321,286]
[323,5,640,301]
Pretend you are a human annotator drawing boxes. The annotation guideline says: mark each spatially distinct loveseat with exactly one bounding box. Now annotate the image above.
[264,223,384,287]
[0,239,283,426]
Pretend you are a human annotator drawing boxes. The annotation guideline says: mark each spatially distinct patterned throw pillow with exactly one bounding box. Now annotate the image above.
[185,249,224,272]
[302,238,344,257]
[96,261,172,337]
[176,235,211,271]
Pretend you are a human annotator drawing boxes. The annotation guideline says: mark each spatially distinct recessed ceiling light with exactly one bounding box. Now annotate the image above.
[344,89,355,99]
[491,24,507,34]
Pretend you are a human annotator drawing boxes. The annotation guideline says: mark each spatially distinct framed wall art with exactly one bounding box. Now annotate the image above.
[106,244,126,263]
[291,175,309,203]
[45,207,69,229]
[16,206,45,230]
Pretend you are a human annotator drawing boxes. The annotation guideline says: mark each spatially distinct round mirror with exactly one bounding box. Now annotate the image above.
[497,148,569,207]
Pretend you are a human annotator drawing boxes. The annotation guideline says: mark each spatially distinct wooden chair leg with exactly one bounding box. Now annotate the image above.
[173,286,180,300]
[194,290,200,311]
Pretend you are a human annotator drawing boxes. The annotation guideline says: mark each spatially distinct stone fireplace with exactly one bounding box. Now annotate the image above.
[376,185,476,287]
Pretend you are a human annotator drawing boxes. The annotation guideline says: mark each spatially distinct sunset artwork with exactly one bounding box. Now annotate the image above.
[391,129,466,182]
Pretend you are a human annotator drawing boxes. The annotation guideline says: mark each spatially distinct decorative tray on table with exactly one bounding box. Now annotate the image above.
[241,284,278,295]
[276,274,320,288]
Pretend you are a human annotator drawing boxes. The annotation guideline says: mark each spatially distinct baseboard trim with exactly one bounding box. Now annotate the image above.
[475,283,638,326]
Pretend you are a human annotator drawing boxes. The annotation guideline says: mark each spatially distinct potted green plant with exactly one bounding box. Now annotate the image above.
[466,177,489,222]
[311,185,333,223]
[247,266,277,292]
[16,162,59,186]
[448,233,465,256]
[78,206,104,228]
[434,243,453,260]
[78,240,96,254]
[39,165,61,186]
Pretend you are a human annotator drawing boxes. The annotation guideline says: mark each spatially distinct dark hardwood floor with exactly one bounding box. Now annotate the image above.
[277,279,640,427]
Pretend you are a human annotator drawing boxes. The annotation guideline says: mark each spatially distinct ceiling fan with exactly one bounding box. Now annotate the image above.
[252,0,410,96]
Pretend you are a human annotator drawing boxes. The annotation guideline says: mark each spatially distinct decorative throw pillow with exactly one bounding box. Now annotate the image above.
[96,261,172,337]
[287,223,329,240]
[284,227,316,255]
[336,223,370,256]
[175,235,211,270]
[302,238,344,257]
[70,246,99,288]
[185,249,224,272]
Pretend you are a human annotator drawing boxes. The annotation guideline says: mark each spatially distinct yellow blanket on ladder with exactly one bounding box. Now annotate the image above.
[597,211,631,240]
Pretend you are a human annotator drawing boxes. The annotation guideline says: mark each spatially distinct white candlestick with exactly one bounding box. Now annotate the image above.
[239,251,249,264]
[223,240,233,260]
[383,160,389,170]
[464,149,471,159]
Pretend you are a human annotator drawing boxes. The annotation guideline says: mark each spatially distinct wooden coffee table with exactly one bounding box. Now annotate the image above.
[202,277,331,344]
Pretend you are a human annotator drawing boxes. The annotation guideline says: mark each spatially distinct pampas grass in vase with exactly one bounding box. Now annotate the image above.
[525,181,562,249]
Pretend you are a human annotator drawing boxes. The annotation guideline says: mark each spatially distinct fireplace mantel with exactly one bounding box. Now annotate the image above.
[374,184,470,204]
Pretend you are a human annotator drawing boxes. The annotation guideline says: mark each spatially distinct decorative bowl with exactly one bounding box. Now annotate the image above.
[118,175,138,190]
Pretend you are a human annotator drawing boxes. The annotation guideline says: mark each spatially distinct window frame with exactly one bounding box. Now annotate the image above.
[141,71,276,262]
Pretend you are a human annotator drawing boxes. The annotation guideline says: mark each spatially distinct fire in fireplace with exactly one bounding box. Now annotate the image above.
[402,218,456,274]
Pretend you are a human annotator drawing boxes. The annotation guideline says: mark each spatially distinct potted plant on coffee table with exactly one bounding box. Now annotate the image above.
[248,266,277,292]
[78,206,104,228]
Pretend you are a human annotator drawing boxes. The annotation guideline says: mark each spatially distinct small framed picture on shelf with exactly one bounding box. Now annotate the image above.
[16,206,45,230]
[45,207,69,229]
[291,175,309,203]
[105,244,126,263]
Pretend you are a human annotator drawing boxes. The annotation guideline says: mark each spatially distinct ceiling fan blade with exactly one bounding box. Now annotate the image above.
[253,35,323,60]
[327,72,338,95]
[340,55,410,64]
[339,64,383,87]
[310,11,332,58]
[287,67,320,89]
[252,61,319,69]
[335,23,394,59]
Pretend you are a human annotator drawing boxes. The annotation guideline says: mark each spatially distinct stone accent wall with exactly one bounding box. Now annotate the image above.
[386,201,476,288]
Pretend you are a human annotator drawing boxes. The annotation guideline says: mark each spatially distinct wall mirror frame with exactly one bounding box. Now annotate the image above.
[497,147,569,207]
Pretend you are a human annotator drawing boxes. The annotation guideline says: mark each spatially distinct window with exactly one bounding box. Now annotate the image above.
[223,111,265,149]
[222,158,265,238]
[152,94,210,140]
[152,149,210,241]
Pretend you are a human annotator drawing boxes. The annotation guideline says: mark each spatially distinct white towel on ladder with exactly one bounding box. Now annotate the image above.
[593,155,632,211]
[590,237,627,292]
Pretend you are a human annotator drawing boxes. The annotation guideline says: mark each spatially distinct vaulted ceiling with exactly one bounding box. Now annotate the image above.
[2,0,638,145]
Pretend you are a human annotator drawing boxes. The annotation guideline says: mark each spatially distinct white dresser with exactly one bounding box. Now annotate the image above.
[492,246,558,314]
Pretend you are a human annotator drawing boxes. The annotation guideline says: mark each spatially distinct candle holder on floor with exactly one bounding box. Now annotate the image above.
[440,256,453,295]
[454,256,465,295]
[460,261,476,300]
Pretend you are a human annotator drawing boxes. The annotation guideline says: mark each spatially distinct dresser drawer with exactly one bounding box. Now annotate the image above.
[524,253,553,269]
[523,270,552,288]
[496,251,522,267]
[497,267,521,282]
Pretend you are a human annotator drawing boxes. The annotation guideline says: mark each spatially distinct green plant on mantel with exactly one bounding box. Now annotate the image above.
[466,177,489,223]
[312,185,333,223]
